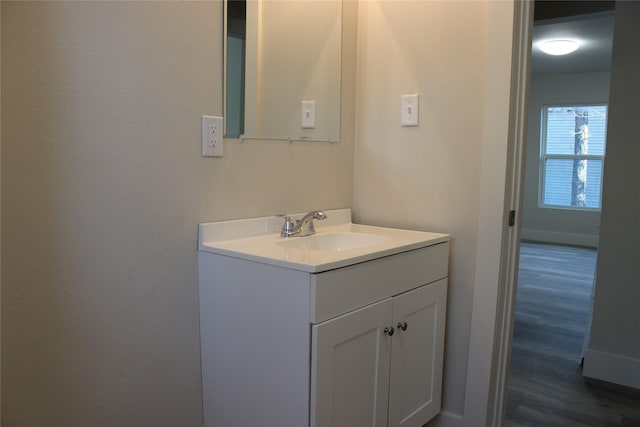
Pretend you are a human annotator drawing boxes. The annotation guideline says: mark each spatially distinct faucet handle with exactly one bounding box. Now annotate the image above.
[279,215,297,237]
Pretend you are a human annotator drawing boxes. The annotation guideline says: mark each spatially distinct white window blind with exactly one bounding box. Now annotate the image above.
[540,105,607,209]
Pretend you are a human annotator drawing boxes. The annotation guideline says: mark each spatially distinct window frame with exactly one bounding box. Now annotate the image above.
[538,103,608,211]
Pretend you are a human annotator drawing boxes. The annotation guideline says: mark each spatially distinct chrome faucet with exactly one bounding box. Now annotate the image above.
[280,211,327,237]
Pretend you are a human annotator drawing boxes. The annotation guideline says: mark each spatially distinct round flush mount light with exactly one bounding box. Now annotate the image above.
[539,39,580,56]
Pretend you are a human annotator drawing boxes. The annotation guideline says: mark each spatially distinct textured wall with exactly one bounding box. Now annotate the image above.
[1,1,354,425]
[352,0,490,418]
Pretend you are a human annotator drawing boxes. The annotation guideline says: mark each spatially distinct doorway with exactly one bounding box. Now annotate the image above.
[503,2,640,425]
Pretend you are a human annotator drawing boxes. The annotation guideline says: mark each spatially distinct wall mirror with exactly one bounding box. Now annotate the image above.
[224,0,342,142]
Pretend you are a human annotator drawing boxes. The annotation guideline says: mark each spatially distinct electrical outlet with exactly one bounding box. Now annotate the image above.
[202,115,223,157]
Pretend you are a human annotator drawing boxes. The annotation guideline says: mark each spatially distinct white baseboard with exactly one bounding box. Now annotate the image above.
[427,411,463,427]
[520,228,598,248]
[583,349,640,390]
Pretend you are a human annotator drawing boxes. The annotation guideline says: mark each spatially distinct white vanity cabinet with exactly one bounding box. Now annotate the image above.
[198,211,449,427]
[312,279,447,427]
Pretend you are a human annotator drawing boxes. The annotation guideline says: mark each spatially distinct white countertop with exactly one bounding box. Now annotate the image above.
[198,209,450,273]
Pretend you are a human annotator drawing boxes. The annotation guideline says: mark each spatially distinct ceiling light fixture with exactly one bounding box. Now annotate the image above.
[539,39,580,56]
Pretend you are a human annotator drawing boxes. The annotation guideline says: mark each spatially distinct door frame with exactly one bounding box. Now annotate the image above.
[463,1,533,426]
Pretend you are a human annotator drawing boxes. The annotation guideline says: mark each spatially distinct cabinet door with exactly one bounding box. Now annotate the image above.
[311,298,394,427]
[388,279,448,427]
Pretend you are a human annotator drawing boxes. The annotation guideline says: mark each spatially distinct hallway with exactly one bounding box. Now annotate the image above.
[506,242,640,426]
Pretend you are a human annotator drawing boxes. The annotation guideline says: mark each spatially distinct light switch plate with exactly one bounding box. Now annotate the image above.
[301,100,316,129]
[202,115,223,157]
[401,94,419,127]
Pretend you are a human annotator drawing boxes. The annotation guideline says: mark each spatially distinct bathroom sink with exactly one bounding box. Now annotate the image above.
[198,209,449,272]
[276,232,391,252]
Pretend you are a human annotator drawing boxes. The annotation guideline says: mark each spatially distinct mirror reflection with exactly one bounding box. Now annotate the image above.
[225,0,342,142]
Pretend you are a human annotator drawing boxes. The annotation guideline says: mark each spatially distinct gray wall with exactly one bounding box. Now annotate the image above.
[521,71,610,247]
[584,1,640,389]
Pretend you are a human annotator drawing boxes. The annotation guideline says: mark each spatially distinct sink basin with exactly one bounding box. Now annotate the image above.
[198,208,450,272]
[277,232,391,252]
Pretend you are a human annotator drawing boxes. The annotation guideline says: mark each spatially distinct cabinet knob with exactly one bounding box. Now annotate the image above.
[383,326,395,336]
[397,322,408,331]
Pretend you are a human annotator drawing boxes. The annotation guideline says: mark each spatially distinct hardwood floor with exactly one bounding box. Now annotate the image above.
[506,242,640,427]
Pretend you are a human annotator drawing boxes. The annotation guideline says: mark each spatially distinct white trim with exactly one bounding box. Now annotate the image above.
[520,228,599,248]
[463,1,533,426]
[429,411,464,427]
[487,2,533,425]
[537,203,602,212]
[583,350,640,390]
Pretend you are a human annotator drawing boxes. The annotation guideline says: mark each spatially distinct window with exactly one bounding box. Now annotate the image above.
[540,104,608,209]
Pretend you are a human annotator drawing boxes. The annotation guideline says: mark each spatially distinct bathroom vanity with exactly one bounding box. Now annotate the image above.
[198,209,450,427]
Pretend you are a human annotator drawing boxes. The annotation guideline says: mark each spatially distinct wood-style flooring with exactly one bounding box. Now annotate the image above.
[506,242,640,427]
